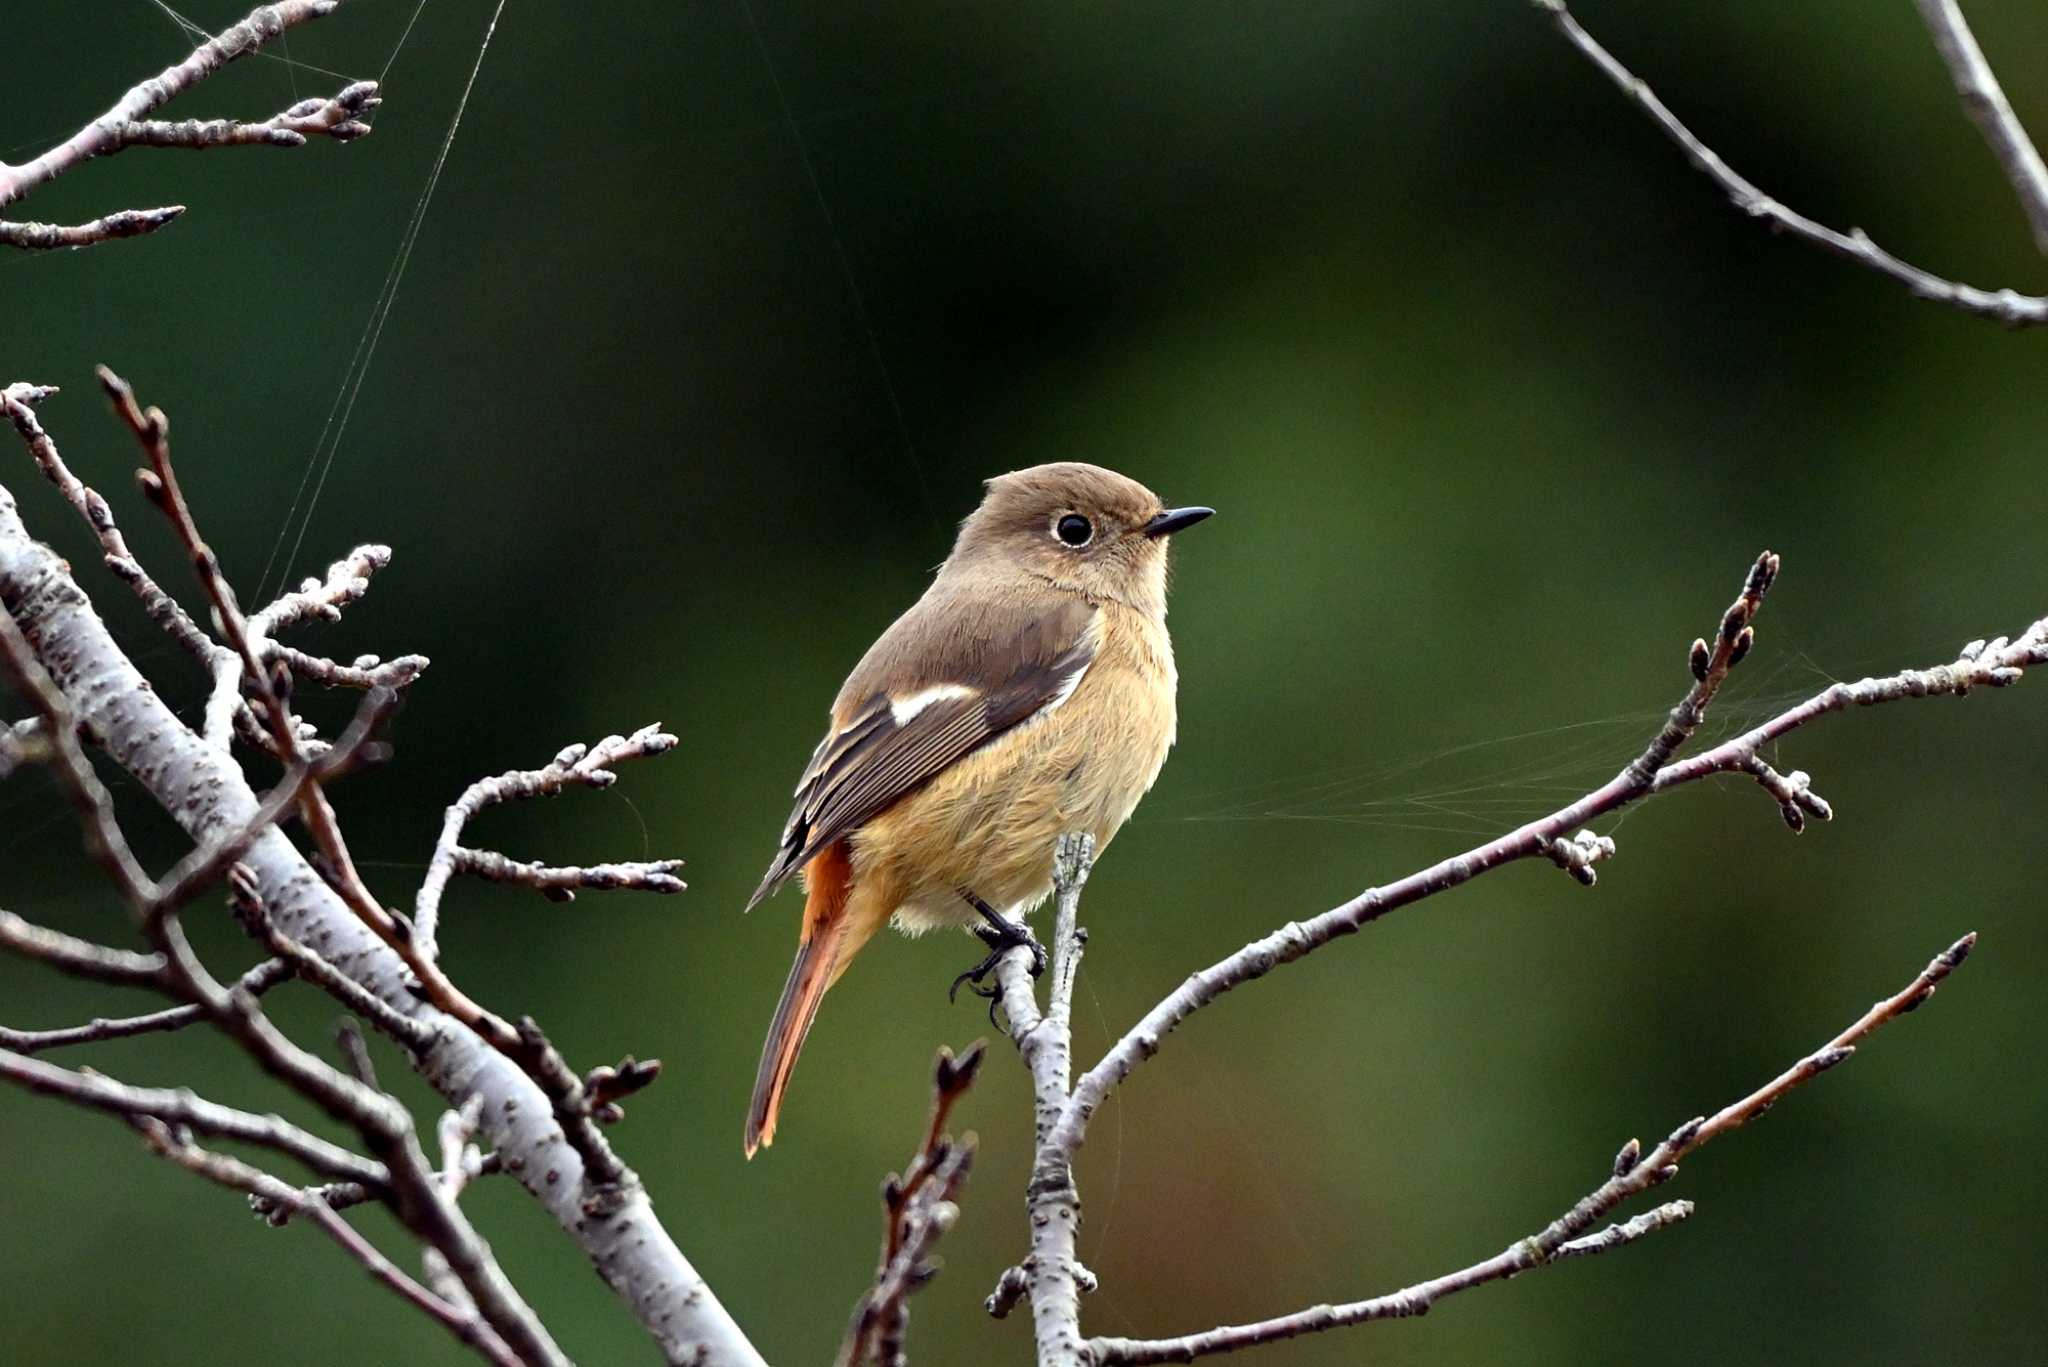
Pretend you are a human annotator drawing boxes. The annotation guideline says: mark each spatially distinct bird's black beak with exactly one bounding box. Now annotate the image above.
[1144,506,1215,538]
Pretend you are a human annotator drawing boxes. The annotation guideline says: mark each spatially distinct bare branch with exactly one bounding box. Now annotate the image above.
[117,81,380,152]
[993,552,2034,1361]
[0,908,164,987]
[130,1117,520,1367]
[249,1151,506,1228]
[414,724,683,957]
[841,1043,984,1367]
[448,848,687,901]
[0,1046,388,1186]
[1084,935,1974,1364]
[991,834,1096,1362]
[100,366,522,1065]
[229,867,440,1054]
[0,2,376,251]
[267,641,429,692]
[1534,0,2048,326]
[2,377,760,1365]
[513,1016,635,1187]
[1048,556,2040,1171]
[1911,0,2048,256]
[0,208,188,251]
[1,383,217,668]
[1625,550,1776,785]
[251,543,400,637]
[1648,627,2045,794]
[0,597,158,904]
[0,957,289,1054]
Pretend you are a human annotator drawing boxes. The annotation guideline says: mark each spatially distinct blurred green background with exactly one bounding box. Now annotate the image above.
[4,2,2045,1363]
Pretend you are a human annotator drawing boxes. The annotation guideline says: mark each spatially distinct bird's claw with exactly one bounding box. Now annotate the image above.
[948,917,1046,1006]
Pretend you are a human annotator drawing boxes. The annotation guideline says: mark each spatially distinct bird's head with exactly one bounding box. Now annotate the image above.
[948,461,1213,614]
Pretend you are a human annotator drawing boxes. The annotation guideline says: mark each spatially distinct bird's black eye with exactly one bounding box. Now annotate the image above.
[1054,513,1094,547]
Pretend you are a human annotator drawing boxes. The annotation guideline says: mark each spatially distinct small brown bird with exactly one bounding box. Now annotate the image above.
[743,462,1211,1155]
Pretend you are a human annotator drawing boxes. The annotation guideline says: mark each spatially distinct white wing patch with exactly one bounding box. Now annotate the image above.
[1042,657,1090,713]
[889,682,977,726]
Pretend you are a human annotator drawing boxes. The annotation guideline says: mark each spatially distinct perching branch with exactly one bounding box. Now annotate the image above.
[996,552,2035,1363]
[0,2,379,251]
[1535,0,2048,326]
[1082,934,1974,1363]
[989,833,1098,1364]
[1048,555,2039,1173]
[840,1043,985,1367]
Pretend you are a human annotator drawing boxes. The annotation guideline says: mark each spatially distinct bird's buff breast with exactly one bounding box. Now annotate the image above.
[855,606,1176,935]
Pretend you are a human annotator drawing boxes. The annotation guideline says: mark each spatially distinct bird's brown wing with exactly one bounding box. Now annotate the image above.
[744,591,1098,911]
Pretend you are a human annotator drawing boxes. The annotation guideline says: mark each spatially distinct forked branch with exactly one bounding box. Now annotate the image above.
[1046,555,2038,1171]
[1,381,763,1364]
[0,2,378,251]
[1083,935,1975,1363]
[996,550,2034,1363]
[840,1043,986,1367]
[1535,0,2048,325]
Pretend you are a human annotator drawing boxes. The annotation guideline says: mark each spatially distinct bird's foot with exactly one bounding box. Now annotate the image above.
[948,915,1047,1006]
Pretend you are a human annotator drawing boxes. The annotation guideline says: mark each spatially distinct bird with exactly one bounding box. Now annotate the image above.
[742,461,1212,1156]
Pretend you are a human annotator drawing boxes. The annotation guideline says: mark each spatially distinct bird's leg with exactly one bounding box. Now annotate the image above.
[948,889,1047,1005]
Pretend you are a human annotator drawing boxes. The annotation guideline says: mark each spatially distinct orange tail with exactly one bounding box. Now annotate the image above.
[745,841,856,1157]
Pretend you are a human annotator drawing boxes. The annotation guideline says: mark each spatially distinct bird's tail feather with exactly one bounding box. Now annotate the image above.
[745,841,856,1157]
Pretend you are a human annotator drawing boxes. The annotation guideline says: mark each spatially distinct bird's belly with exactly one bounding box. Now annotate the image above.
[856,658,1174,936]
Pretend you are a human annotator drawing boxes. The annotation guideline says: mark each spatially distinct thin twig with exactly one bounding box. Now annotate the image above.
[425,1095,490,1312]
[0,957,290,1054]
[130,1117,519,1367]
[1001,552,2037,1362]
[0,377,764,1364]
[250,543,400,637]
[99,366,524,1063]
[230,866,439,1053]
[0,2,377,250]
[414,726,683,957]
[1048,557,2040,1173]
[116,81,379,151]
[0,909,164,987]
[0,208,189,251]
[1,384,216,667]
[448,848,686,901]
[1911,0,2048,257]
[249,1151,505,1228]
[0,1046,388,1186]
[1084,935,1975,1364]
[1533,0,2048,326]
[841,1043,985,1367]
